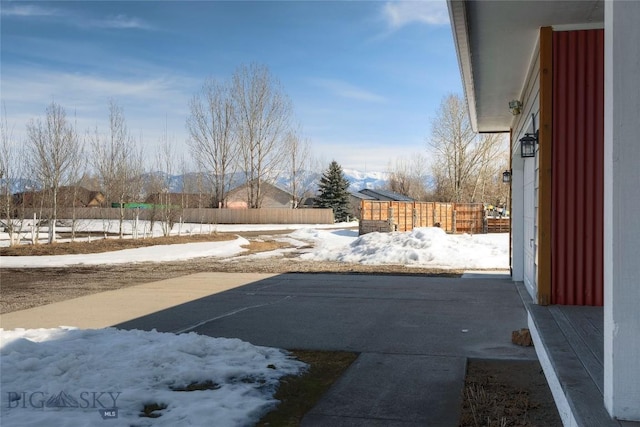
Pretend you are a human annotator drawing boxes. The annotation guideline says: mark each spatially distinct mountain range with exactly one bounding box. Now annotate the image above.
[1,169,390,195]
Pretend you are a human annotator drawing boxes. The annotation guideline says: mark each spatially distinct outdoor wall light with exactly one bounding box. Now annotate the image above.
[520,131,538,158]
[509,100,523,115]
[502,170,512,183]
[520,113,538,158]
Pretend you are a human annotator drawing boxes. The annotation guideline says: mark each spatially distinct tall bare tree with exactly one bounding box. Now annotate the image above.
[386,154,431,201]
[187,78,237,208]
[25,102,82,243]
[428,94,507,203]
[232,63,292,208]
[284,129,314,208]
[153,126,179,237]
[467,133,508,203]
[0,106,24,245]
[91,100,143,238]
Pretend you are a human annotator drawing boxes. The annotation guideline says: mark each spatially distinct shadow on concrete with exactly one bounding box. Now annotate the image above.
[114,273,535,426]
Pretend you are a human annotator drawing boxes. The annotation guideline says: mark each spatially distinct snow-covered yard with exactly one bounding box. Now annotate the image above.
[0,220,509,270]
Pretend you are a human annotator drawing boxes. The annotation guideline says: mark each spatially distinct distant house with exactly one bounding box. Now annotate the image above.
[348,191,375,219]
[301,197,316,208]
[358,189,414,202]
[144,193,210,209]
[226,181,293,209]
[13,186,105,209]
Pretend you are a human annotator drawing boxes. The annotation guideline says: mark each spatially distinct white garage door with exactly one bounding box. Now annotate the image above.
[523,158,536,297]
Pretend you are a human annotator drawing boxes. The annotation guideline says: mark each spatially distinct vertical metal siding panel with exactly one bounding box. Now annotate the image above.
[551,30,604,306]
[594,31,605,307]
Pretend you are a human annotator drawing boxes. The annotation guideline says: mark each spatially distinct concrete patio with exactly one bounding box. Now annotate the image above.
[1,271,536,426]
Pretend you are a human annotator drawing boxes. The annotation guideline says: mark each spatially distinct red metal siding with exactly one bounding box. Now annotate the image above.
[551,30,604,306]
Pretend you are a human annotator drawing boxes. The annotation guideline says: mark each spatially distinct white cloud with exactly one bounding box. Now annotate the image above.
[0,3,60,17]
[383,0,449,29]
[1,67,194,107]
[92,14,154,30]
[1,66,198,159]
[310,78,387,103]
[1,4,152,31]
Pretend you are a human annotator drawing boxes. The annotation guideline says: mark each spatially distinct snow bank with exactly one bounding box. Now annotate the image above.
[300,227,508,269]
[0,327,306,426]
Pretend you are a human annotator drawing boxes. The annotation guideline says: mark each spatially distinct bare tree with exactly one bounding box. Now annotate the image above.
[232,63,292,208]
[67,130,86,241]
[0,106,25,245]
[154,127,179,237]
[386,154,431,201]
[284,129,314,208]
[428,94,507,203]
[187,78,237,208]
[91,100,144,238]
[467,133,508,203]
[25,102,81,243]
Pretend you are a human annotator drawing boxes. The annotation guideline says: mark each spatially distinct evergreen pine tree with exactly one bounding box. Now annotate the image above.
[316,160,350,222]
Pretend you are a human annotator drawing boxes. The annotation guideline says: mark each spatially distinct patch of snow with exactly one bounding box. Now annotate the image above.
[0,237,249,268]
[0,327,306,427]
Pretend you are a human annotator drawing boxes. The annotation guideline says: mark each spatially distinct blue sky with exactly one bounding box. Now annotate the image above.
[1,0,462,172]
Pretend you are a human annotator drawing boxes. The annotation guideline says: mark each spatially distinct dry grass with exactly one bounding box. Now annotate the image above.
[459,360,562,427]
[257,350,359,426]
[241,239,292,255]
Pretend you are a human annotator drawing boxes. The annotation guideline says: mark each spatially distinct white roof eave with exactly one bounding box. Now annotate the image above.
[447,0,479,133]
[446,0,604,133]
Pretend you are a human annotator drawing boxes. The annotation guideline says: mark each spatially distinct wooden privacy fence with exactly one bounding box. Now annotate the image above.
[359,200,509,235]
[487,217,510,233]
[17,207,335,225]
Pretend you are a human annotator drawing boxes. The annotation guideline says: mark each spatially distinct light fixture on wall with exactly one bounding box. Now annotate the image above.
[520,132,538,157]
[502,170,512,183]
[509,100,523,115]
[520,113,538,158]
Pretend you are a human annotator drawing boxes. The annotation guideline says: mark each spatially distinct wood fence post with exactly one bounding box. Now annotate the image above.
[432,203,437,227]
[452,210,457,234]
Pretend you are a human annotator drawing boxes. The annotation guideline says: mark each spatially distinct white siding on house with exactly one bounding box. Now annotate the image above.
[511,39,541,301]
[603,0,640,419]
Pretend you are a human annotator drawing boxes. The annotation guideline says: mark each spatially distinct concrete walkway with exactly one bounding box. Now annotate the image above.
[1,272,535,426]
[0,273,277,329]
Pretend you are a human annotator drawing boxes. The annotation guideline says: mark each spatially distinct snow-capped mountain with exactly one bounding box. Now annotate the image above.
[274,169,389,193]
[4,169,390,195]
[341,169,389,192]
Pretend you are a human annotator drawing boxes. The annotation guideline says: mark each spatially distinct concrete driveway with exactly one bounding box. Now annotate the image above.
[1,272,533,426]
[112,272,534,426]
